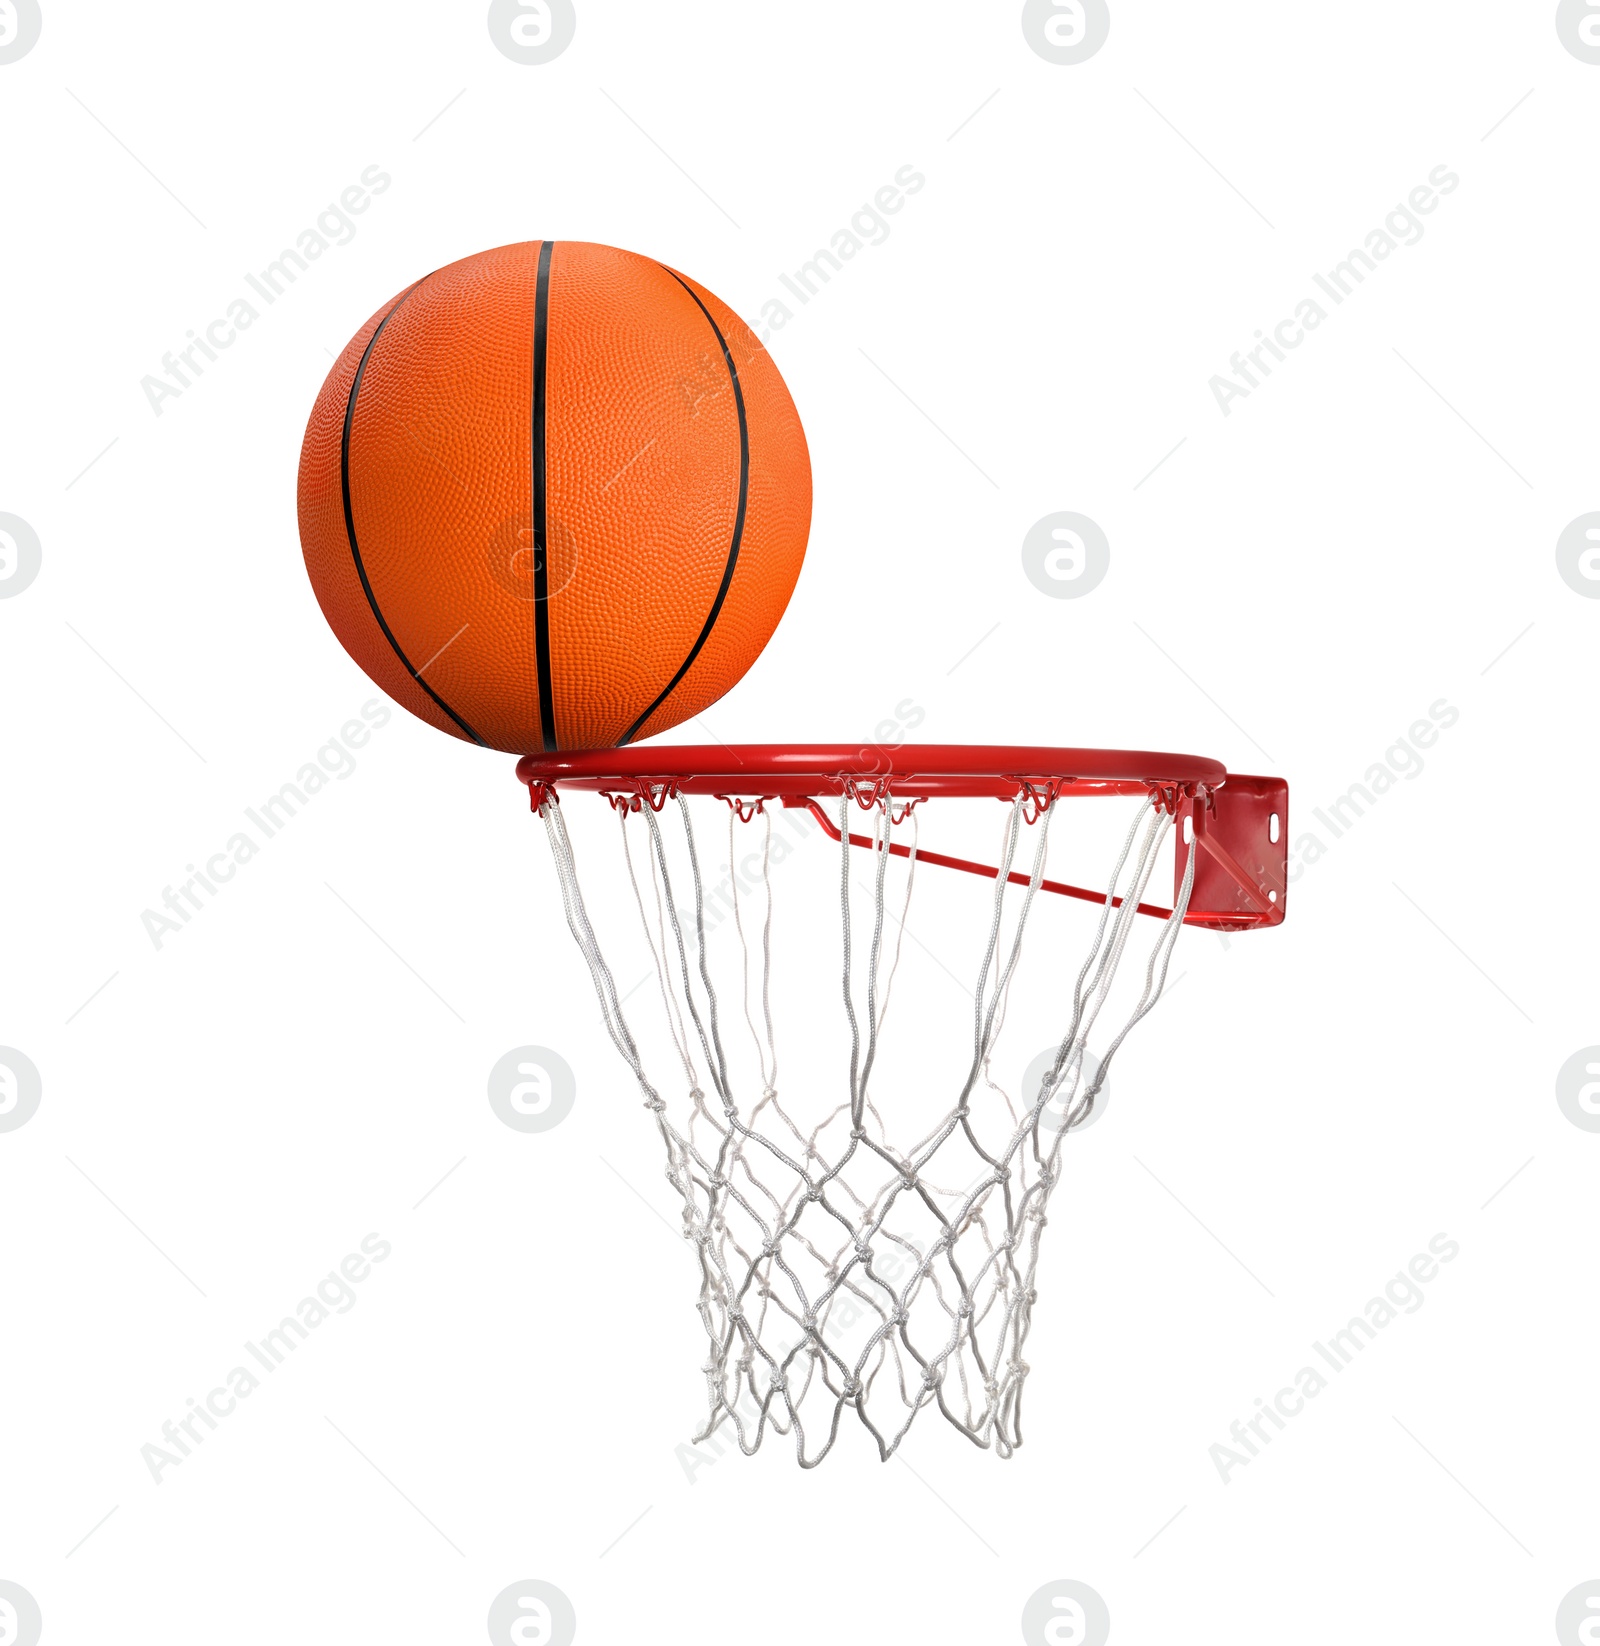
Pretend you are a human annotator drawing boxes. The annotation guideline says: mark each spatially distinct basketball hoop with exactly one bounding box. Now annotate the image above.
[518,744,1287,1464]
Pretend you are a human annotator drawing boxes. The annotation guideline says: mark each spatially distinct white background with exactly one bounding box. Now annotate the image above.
[2,3,1598,1642]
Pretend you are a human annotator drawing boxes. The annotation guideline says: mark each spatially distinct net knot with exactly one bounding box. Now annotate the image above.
[842,1377,862,1401]
[992,1166,1010,1185]
[850,1125,867,1141]
[762,1086,778,1102]
[853,1238,874,1264]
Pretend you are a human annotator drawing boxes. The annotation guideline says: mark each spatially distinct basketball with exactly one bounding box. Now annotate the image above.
[297,240,811,754]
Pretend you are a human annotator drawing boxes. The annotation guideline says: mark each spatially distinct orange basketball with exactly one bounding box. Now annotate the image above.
[298,240,811,753]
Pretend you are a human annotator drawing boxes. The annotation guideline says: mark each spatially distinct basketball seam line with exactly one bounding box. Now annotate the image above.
[619,267,750,746]
[531,241,558,753]
[340,279,489,748]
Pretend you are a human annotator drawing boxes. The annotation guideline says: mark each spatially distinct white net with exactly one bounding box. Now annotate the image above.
[538,783,1196,1465]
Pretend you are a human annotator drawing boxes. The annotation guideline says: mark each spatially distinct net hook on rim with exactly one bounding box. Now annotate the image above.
[598,780,677,813]
[842,773,893,811]
[716,795,777,823]
[1147,781,1197,816]
[1010,777,1068,824]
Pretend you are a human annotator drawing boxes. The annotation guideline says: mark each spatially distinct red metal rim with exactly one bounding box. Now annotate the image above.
[513,743,1229,801]
[517,745,1289,932]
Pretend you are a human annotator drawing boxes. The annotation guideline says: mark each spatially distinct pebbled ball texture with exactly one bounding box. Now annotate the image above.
[298,240,811,753]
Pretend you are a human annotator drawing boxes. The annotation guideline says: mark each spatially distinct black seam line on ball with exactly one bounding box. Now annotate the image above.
[619,267,750,747]
[341,280,488,747]
[532,240,558,753]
